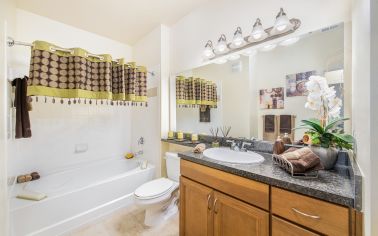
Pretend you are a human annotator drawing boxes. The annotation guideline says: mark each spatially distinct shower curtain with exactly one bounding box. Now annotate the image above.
[176,76,217,107]
[27,41,147,105]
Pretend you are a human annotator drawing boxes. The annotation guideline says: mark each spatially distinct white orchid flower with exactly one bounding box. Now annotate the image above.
[304,75,343,122]
[328,97,342,109]
[329,106,341,118]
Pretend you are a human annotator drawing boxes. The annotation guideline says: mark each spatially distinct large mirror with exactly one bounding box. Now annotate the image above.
[173,23,349,142]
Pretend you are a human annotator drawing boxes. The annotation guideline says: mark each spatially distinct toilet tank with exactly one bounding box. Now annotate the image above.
[165,152,180,182]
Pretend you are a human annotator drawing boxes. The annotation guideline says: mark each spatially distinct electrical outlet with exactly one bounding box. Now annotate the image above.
[75,143,88,153]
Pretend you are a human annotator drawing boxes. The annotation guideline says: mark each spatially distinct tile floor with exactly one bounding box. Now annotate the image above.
[68,206,179,236]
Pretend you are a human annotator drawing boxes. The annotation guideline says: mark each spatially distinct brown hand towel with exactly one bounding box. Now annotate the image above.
[280,147,323,173]
[12,76,32,139]
[264,115,275,133]
[280,115,292,134]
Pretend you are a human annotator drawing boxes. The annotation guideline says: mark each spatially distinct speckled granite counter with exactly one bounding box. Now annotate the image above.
[176,148,361,210]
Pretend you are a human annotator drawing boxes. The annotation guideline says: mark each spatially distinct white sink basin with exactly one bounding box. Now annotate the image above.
[203,148,264,164]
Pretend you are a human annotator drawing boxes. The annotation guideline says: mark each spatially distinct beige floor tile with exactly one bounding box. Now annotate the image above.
[70,206,179,236]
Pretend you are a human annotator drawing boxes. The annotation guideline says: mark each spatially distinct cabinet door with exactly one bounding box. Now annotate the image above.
[213,191,269,236]
[272,216,320,236]
[180,177,213,236]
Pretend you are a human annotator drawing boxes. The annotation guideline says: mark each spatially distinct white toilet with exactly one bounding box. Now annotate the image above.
[134,152,180,227]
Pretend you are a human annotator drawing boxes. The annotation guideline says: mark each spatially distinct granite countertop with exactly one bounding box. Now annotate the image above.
[179,151,357,208]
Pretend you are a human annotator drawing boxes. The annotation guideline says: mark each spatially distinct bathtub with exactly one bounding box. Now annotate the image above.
[10,158,155,236]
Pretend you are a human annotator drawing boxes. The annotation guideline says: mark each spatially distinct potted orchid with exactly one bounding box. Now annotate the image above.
[297,76,354,169]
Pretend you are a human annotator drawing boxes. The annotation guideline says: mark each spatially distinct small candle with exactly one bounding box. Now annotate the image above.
[191,133,198,141]
[168,131,174,138]
[177,131,184,140]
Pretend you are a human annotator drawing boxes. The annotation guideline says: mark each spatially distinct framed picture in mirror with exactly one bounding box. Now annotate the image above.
[259,88,284,109]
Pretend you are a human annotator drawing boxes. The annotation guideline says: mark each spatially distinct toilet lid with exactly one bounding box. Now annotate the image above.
[134,178,174,199]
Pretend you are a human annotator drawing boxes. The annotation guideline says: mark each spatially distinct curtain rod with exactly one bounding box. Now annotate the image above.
[6,37,155,76]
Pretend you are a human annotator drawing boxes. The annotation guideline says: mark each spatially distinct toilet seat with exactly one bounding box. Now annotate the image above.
[134,178,175,200]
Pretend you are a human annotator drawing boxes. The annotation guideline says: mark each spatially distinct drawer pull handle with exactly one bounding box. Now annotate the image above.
[213,198,218,214]
[292,208,321,219]
[207,194,212,210]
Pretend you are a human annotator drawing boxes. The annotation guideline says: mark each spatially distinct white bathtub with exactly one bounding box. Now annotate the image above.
[10,158,155,236]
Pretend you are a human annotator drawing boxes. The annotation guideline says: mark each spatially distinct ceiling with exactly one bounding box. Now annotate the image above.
[16,0,210,45]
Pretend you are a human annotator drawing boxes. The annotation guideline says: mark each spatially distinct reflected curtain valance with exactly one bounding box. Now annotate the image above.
[27,41,147,105]
[176,76,217,108]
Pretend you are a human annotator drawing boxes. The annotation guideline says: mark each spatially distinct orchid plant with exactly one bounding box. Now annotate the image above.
[297,76,354,150]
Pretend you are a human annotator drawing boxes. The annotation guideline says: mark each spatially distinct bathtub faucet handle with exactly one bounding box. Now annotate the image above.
[138,137,144,145]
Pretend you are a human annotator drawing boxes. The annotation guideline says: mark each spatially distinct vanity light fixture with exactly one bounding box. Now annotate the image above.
[203,40,215,58]
[202,8,300,61]
[260,44,277,52]
[231,27,245,48]
[248,18,268,42]
[227,54,240,61]
[215,34,229,54]
[271,8,294,35]
[279,37,300,46]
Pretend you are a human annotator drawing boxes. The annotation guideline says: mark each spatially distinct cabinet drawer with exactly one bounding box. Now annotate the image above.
[272,216,319,236]
[272,187,349,236]
[181,160,269,210]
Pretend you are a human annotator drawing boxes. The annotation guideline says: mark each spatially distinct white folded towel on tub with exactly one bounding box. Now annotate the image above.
[16,191,47,201]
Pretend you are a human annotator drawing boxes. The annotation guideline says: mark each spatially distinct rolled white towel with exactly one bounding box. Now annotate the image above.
[17,191,47,201]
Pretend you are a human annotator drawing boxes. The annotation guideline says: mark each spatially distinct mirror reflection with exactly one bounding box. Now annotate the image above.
[175,23,348,142]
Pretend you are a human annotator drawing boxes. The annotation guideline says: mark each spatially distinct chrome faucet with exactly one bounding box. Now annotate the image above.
[226,140,240,151]
[241,142,252,152]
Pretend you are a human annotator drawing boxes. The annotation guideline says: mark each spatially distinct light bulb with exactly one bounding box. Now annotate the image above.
[279,37,300,46]
[249,18,267,42]
[203,40,215,58]
[228,54,240,61]
[231,27,245,48]
[242,48,257,57]
[260,44,277,52]
[272,8,293,35]
[241,49,257,57]
[215,34,229,54]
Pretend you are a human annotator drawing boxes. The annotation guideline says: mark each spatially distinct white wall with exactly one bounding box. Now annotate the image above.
[132,26,161,176]
[170,0,351,73]
[251,26,345,140]
[352,0,373,235]
[0,0,16,235]
[370,1,378,235]
[7,9,133,177]
[132,25,170,177]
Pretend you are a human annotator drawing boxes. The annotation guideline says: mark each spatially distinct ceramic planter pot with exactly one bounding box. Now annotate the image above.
[310,146,338,170]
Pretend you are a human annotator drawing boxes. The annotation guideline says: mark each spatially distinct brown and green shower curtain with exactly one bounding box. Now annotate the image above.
[176,76,217,108]
[27,41,147,104]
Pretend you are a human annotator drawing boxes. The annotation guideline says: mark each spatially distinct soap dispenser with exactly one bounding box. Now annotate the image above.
[282,133,292,144]
[273,136,285,155]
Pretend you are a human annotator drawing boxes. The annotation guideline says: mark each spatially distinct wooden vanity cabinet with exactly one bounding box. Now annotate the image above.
[180,159,270,236]
[213,191,269,236]
[272,216,320,236]
[180,176,269,236]
[180,159,361,236]
[180,176,213,236]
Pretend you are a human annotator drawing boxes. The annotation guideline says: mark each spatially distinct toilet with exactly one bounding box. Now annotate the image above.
[134,152,180,227]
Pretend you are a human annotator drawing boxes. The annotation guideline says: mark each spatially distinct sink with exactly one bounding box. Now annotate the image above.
[203,148,264,164]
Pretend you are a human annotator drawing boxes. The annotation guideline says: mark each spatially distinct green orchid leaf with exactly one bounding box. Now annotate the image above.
[325,118,349,132]
[300,119,324,134]
[332,133,355,144]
